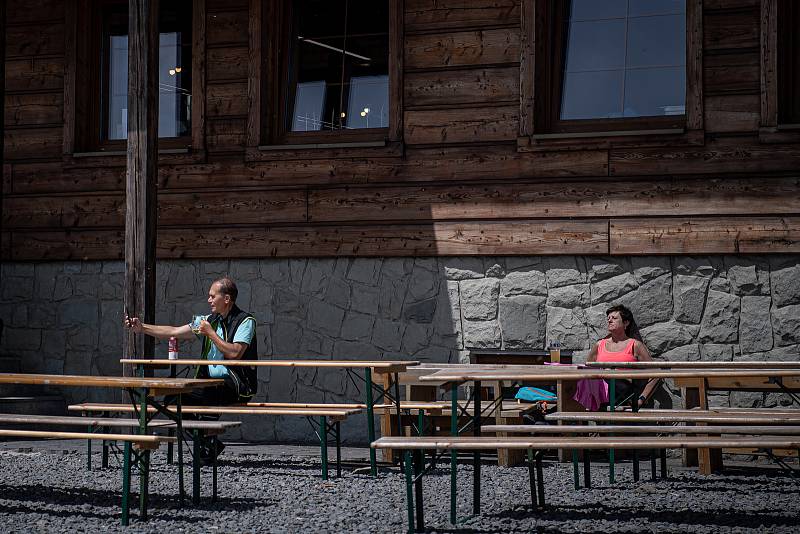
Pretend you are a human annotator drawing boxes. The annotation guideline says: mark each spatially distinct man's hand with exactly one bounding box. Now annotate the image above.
[197,319,214,337]
[124,314,143,333]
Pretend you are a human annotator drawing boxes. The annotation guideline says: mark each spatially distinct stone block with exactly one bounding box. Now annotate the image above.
[58,299,98,327]
[272,319,304,354]
[674,257,716,277]
[631,257,671,284]
[351,284,380,316]
[498,295,546,349]
[505,257,543,271]
[500,269,547,297]
[64,350,93,375]
[331,340,380,359]
[545,307,589,350]
[619,274,672,328]
[299,330,334,357]
[730,391,763,408]
[102,261,125,273]
[546,283,588,308]
[372,319,404,351]
[727,264,765,296]
[52,276,73,301]
[545,257,586,288]
[709,276,730,293]
[761,344,800,361]
[699,343,733,361]
[408,264,439,301]
[379,275,410,321]
[588,258,626,283]
[63,262,82,274]
[274,288,307,320]
[347,258,380,285]
[229,259,260,280]
[459,278,499,320]
[3,327,42,351]
[259,259,291,285]
[590,273,637,305]
[301,260,331,298]
[325,279,351,309]
[11,264,35,276]
[401,322,434,355]
[166,264,197,300]
[403,297,437,323]
[81,263,101,274]
[462,320,501,348]
[35,264,59,299]
[772,304,800,347]
[250,279,274,324]
[770,263,800,307]
[443,258,484,280]
[485,263,505,278]
[381,258,413,281]
[673,275,709,324]
[2,277,34,301]
[235,280,252,310]
[341,311,375,342]
[640,321,696,354]
[585,304,609,340]
[739,296,773,353]
[67,325,99,351]
[698,290,739,343]
[660,343,701,362]
[307,298,344,337]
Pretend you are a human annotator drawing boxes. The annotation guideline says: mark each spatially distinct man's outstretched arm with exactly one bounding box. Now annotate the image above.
[124,315,195,340]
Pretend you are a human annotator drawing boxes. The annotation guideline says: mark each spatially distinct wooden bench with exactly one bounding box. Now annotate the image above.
[0,428,174,526]
[69,402,362,480]
[372,434,800,534]
[0,412,239,504]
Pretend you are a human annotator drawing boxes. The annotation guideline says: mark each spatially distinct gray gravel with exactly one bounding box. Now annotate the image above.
[1,443,799,533]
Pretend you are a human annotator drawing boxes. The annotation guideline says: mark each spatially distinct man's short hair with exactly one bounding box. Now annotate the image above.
[214,277,238,303]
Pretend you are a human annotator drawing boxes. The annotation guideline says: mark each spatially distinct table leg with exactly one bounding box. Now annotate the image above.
[176,394,185,505]
[473,380,481,516]
[608,379,615,485]
[365,367,377,476]
[572,450,580,489]
[413,450,425,532]
[404,450,414,534]
[137,388,149,520]
[336,421,341,478]
[450,384,457,525]
[192,429,200,505]
[394,372,403,469]
[527,449,537,509]
[321,415,329,481]
[121,440,132,526]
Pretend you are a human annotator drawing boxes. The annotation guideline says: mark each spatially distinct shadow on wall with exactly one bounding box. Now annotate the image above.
[1,255,800,441]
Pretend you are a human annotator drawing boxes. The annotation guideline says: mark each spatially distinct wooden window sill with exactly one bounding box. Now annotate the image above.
[518,128,703,152]
[245,140,403,161]
[63,148,205,168]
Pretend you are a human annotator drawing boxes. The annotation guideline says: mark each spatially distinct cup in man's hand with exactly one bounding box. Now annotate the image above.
[191,315,205,334]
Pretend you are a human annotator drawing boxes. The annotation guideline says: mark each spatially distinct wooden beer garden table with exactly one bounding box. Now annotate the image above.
[0,372,223,523]
[417,365,800,520]
[121,358,419,475]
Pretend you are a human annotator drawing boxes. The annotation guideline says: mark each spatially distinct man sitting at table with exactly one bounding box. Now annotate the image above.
[124,276,258,463]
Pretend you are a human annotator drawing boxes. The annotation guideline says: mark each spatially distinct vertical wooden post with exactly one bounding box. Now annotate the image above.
[0,0,7,277]
[124,0,159,371]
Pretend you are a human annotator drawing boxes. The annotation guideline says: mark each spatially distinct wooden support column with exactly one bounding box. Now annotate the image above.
[123,0,159,372]
[0,0,6,282]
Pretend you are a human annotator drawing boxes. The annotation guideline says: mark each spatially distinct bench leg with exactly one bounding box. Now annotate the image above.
[661,449,668,479]
[192,430,201,505]
[536,450,546,508]
[86,425,92,471]
[583,450,591,489]
[336,421,341,478]
[403,450,415,534]
[176,394,185,506]
[527,449,538,509]
[121,441,132,526]
[102,440,109,469]
[608,378,615,484]
[572,450,580,489]
[364,367,377,477]
[213,439,218,504]
[138,449,150,521]
[320,416,329,481]
[651,450,657,480]
[167,434,174,465]
[473,380,481,516]
[413,450,425,531]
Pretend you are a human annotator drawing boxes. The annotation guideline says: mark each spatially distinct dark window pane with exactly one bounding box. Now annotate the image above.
[559,0,686,121]
[624,67,685,117]
[570,0,627,21]
[289,0,389,132]
[561,70,624,120]
[629,0,685,17]
[565,20,626,72]
[104,1,192,140]
[627,15,685,68]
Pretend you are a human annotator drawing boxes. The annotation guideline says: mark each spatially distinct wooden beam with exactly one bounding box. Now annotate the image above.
[0,0,6,278]
[124,0,159,368]
[760,0,778,128]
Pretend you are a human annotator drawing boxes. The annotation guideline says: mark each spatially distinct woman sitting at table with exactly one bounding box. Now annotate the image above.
[586,304,658,409]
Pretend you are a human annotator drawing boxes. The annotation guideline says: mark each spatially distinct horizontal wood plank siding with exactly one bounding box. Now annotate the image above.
[405,66,518,108]
[405,106,518,144]
[405,0,519,32]
[611,217,800,254]
[405,29,519,69]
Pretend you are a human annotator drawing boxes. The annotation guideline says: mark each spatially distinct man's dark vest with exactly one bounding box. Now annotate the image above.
[197,305,258,399]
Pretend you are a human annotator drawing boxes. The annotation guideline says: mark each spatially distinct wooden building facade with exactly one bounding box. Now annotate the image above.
[2,0,799,262]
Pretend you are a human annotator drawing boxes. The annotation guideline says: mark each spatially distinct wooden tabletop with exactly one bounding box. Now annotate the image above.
[0,373,224,394]
[120,359,419,373]
[547,411,800,424]
[587,360,800,369]
[418,366,800,382]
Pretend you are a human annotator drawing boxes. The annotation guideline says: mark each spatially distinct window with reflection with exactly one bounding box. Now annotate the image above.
[287,0,389,133]
[102,0,192,141]
[560,0,685,121]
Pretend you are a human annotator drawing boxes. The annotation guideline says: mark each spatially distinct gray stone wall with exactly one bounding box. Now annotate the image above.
[2,255,799,443]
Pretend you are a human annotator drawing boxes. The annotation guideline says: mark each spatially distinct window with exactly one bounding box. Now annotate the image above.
[253,0,401,149]
[777,0,800,125]
[101,1,193,141]
[64,0,203,154]
[523,0,701,139]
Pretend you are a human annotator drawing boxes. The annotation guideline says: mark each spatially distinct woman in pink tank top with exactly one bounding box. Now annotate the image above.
[587,304,659,408]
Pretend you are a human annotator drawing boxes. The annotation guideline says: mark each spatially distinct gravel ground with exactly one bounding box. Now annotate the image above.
[1,442,800,533]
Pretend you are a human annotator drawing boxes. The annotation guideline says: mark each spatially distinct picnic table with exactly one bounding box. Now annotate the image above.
[120,358,419,475]
[416,365,800,523]
[0,372,222,524]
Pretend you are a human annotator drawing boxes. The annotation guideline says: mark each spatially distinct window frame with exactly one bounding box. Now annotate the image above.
[247,0,403,158]
[63,0,206,159]
[520,0,704,149]
[759,0,800,143]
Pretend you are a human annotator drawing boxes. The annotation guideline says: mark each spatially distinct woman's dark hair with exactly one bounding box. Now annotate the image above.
[605,304,643,341]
